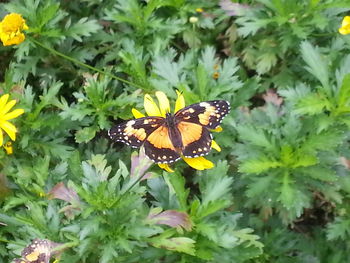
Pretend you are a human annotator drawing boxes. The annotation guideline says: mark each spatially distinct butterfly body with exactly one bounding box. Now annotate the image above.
[109,100,230,164]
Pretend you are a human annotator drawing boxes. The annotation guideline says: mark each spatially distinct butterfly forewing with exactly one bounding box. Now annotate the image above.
[108,117,165,148]
[175,100,230,130]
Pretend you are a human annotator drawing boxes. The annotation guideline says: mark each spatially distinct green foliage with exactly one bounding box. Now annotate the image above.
[1,0,350,262]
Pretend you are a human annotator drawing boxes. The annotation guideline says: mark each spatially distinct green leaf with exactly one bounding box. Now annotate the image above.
[236,125,275,150]
[65,18,102,42]
[294,93,331,115]
[75,126,98,143]
[239,157,281,174]
[150,236,196,255]
[256,52,277,75]
[337,73,350,108]
[167,172,189,210]
[327,217,350,240]
[300,41,329,89]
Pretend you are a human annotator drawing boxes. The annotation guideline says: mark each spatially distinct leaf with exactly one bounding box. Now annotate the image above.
[294,93,331,115]
[152,50,180,86]
[75,126,98,143]
[147,208,192,231]
[278,172,311,218]
[239,157,281,174]
[327,217,350,240]
[337,73,350,108]
[65,18,102,42]
[236,125,275,150]
[150,236,196,255]
[256,52,277,75]
[167,172,189,210]
[300,41,329,89]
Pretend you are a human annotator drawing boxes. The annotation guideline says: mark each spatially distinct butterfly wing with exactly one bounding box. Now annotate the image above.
[144,124,181,164]
[13,239,51,263]
[175,100,230,158]
[177,121,212,158]
[175,100,230,130]
[109,117,180,163]
[108,117,165,148]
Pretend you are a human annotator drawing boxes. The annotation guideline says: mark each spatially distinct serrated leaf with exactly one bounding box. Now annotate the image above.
[75,126,98,143]
[256,52,277,75]
[65,18,102,41]
[294,93,330,115]
[300,41,329,89]
[327,217,350,240]
[150,236,196,255]
[337,73,350,108]
[236,125,275,150]
[239,157,281,174]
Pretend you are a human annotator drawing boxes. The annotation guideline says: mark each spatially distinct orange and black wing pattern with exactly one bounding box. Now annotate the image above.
[175,100,230,158]
[13,239,51,263]
[177,121,212,158]
[144,124,181,164]
[175,100,230,130]
[108,117,165,148]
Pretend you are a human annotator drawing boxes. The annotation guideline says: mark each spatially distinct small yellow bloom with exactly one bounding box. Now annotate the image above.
[132,91,222,172]
[0,94,24,146]
[339,16,350,35]
[196,8,204,13]
[0,13,29,46]
[189,17,198,24]
[3,141,13,155]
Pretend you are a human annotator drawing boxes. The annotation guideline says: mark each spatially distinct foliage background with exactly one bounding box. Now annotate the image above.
[1,0,350,262]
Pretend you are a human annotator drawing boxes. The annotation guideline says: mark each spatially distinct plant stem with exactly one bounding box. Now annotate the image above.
[28,37,144,90]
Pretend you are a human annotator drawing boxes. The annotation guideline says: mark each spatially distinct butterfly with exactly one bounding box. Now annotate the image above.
[108,100,230,164]
[13,239,53,263]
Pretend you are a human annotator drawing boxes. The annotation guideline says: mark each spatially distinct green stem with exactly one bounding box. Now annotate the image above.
[28,37,144,90]
[121,171,145,195]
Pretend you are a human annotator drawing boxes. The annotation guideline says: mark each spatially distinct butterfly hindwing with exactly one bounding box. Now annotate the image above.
[175,100,230,130]
[144,124,181,164]
[13,239,51,263]
[108,117,165,148]
[177,121,212,158]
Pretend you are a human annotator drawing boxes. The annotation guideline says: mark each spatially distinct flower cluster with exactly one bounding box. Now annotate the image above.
[0,94,24,147]
[132,91,222,172]
[0,13,28,46]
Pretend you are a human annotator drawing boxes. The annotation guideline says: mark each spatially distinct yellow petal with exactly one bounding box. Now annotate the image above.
[341,16,350,27]
[339,16,350,35]
[211,140,221,152]
[339,27,350,35]
[0,121,17,141]
[0,130,3,146]
[155,91,170,117]
[174,90,185,113]
[0,94,9,109]
[3,108,24,120]
[132,108,145,118]
[158,163,175,173]
[0,99,16,115]
[183,156,214,170]
[144,94,161,116]
[211,126,223,132]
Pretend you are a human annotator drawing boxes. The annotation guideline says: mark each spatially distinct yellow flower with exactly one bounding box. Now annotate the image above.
[0,94,24,146]
[3,141,13,155]
[196,8,204,13]
[0,13,29,46]
[132,91,222,172]
[339,16,350,35]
